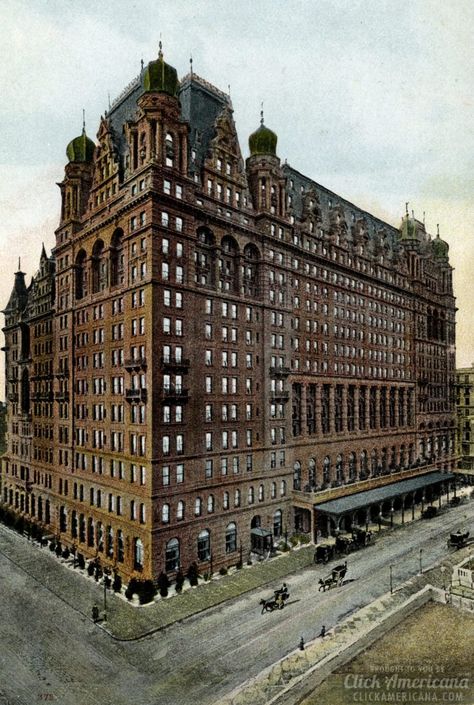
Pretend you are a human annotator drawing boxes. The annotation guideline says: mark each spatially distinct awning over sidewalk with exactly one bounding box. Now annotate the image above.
[314,471,454,517]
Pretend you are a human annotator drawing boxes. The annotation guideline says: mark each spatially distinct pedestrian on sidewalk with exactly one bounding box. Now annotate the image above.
[318,625,326,638]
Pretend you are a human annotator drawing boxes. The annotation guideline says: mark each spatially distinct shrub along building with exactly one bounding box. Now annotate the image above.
[1,49,457,583]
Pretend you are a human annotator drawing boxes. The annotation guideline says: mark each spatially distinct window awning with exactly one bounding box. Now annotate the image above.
[314,471,454,517]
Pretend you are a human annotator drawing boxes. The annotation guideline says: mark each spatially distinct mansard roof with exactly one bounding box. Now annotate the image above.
[3,270,28,314]
[105,68,232,175]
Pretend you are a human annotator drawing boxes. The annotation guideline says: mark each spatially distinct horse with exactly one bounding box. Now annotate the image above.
[318,576,334,592]
[260,594,284,613]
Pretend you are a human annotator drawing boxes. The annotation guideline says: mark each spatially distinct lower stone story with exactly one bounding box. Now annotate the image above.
[0,452,458,584]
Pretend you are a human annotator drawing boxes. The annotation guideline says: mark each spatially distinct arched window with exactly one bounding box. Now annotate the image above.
[110,229,124,287]
[194,497,202,516]
[106,525,114,557]
[293,461,301,491]
[195,227,216,288]
[71,510,78,538]
[308,458,316,488]
[234,489,241,507]
[207,495,214,513]
[162,503,170,523]
[75,249,87,299]
[242,243,260,297]
[323,456,330,484]
[271,482,277,499]
[59,506,67,533]
[371,449,378,475]
[87,517,94,547]
[219,235,239,293]
[273,509,282,538]
[348,452,356,479]
[78,512,85,542]
[117,529,124,562]
[336,454,344,482]
[360,450,368,477]
[248,486,255,504]
[223,491,229,509]
[177,500,185,520]
[134,538,144,569]
[97,522,104,552]
[258,484,264,501]
[225,522,237,553]
[45,499,51,525]
[91,239,107,293]
[280,479,286,496]
[165,538,179,572]
[197,529,211,561]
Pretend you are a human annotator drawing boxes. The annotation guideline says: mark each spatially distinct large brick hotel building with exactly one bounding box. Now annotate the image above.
[1,49,457,582]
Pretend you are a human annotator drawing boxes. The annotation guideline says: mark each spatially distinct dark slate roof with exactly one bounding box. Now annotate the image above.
[314,471,454,516]
[283,163,401,247]
[179,73,232,174]
[106,69,231,176]
[107,71,144,164]
[3,271,28,313]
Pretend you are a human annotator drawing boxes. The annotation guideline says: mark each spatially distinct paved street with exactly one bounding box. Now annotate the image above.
[1,499,473,705]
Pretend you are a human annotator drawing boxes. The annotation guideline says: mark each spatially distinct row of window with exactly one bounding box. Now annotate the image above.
[159,484,287,523]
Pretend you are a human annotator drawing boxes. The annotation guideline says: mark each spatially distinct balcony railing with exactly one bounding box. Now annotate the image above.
[160,356,190,371]
[269,366,291,377]
[162,387,189,401]
[270,390,290,401]
[124,357,147,370]
[125,388,147,402]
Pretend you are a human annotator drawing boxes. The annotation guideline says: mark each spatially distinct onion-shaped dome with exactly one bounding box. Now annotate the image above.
[66,127,95,163]
[249,112,278,156]
[432,230,449,260]
[143,44,179,97]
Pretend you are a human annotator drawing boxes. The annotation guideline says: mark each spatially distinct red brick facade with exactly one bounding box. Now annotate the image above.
[1,54,457,583]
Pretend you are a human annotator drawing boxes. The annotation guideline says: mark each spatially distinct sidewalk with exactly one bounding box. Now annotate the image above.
[0,524,314,640]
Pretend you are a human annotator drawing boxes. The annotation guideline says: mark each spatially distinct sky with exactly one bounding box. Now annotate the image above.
[1,0,474,389]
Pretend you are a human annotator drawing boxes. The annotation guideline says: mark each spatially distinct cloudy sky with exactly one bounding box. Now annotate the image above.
[1,0,474,383]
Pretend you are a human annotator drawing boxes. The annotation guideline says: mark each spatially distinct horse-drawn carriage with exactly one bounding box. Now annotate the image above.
[447,530,470,550]
[313,543,335,564]
[260,585,290,613]
[351,526,373,547]
[318,562,348,591]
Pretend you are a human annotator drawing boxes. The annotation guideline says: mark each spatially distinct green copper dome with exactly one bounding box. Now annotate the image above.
[143,47,179,97]
[249,122,278,156]
[432,234,449,260]
[66,128,95,163]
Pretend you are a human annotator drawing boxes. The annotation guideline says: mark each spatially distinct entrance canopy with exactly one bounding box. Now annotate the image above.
[250,527,273,554]
[315,471,454,518]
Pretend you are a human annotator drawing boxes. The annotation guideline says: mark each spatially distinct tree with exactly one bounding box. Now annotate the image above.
[157,572,170,598]
[187,562,199,587]
[175,569,185,593]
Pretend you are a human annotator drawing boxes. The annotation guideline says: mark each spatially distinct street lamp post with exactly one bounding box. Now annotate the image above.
[441,566,446,591]
[103,568,109,621]
[390,564,394,594]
